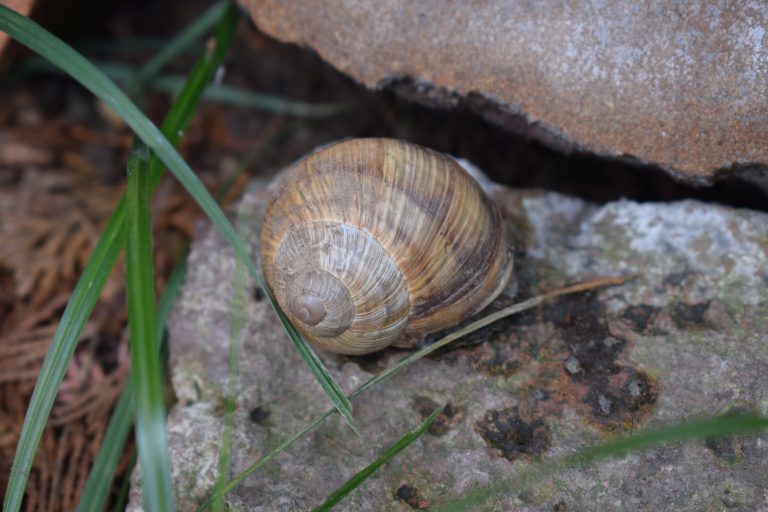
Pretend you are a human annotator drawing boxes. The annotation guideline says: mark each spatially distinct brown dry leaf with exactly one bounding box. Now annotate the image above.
[0,168,121,308]
[54,340,128,425]
[0,266,14,329]
[21,389,131,512]
[0,120,76,166]
[153,182,203,239]
[0,293,78,381]
[0,132,52,167]
[0,163,129,509]
[0,378,36,503]
[67,124,133,150]
[0,323,58,382]
[0,297,130,512]
[186,107,260,152]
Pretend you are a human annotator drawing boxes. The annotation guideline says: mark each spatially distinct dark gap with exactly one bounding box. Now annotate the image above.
[6,0,765,217]
[222,24,768,214]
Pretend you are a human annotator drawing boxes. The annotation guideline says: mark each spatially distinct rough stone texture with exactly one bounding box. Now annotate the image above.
[240,0,768,182]
[129,179,768,510]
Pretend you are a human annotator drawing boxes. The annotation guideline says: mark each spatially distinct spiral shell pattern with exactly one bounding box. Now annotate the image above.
[259,138,513,355]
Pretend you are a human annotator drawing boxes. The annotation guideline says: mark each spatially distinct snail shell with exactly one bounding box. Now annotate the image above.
[259,138,514,355]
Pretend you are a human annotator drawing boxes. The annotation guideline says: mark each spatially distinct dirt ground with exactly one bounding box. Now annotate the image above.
[0,0,765,509]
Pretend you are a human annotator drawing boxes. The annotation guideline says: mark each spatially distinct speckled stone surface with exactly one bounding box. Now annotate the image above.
[129,180,768,511]
[240,0,768,182]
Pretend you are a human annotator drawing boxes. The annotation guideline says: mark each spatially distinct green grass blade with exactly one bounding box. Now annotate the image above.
[437,413,768,512]
[156,251,189,342]
[211,211,249,512]
[194,411,332,512]
[78,36,192,56]
[198,408,440,511]
[0,7,352,509]
[138,0,229,82]
[0,1,353,432]
[0,3,239,269]
[3,5,239,512]
[76,255,189,512]
[314,407,442,511]
[566,413,768,465]
[16,60,353,118]
[114,452,138,512]
[77,5,234,506]
[278,309,358,434]
[125,146,175,511]
[146,3,240,190]
[74,385,134,512]
[150,76,354,117]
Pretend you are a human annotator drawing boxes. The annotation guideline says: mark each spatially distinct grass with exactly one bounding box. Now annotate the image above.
[0,3,357,510]
[211,206,250,512]
[313,407,442,511]
[125,146,175,510]
[435,412,768,511]
[1,1,355,440]
[74,6,236,505]
[0,3,241,510]
[1,3,767,511]
[16,58,353,117]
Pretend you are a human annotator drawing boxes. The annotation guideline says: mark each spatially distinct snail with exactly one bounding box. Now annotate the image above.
[259,138,514,355]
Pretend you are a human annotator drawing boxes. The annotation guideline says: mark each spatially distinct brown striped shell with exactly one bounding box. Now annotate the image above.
[259,138,514,355]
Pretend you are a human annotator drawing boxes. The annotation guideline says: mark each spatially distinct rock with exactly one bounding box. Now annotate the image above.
[129,181,768,510]
[239,0,768,182]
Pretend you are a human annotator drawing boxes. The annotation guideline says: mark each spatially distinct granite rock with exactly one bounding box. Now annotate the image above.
[129,179,768,510]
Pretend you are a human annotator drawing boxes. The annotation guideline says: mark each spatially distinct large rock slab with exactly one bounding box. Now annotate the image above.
[240,0,768,182]
[130,178,768,510]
